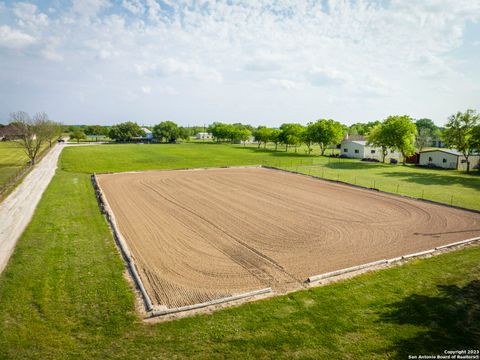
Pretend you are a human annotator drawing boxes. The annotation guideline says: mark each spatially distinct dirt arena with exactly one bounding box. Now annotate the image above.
[96,167,480,309]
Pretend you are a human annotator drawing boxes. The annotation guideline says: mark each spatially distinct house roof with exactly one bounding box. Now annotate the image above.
[343,140,367,146]
[141,128,152,133]
[342,134,365,142]
[419,149,480,157]
[0,123,23,137]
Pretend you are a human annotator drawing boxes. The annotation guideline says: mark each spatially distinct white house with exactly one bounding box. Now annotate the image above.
[419,149,480,171]
[340,136,401,161]
[141,128,153,139]
[196,132,212,140]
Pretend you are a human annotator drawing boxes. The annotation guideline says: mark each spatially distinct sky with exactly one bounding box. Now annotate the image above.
[0,0,479,127]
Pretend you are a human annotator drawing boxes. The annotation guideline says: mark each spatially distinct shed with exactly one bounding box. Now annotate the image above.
[419,150,480,171]
[340,136,401,161]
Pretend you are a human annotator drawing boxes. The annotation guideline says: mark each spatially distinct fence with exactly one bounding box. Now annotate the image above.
[259,157,479,213]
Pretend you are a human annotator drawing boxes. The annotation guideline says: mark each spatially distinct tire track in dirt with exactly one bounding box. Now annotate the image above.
[141,180,303,292]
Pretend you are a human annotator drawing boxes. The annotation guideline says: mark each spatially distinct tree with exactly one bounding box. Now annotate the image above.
[178,127,190,141]
[10,111,55,165]
[349,121,381,136]
[108,122,145,142]
[279,123,304,152]
[85,125,108,141]
[302,124,316,154]
[415,118,438,151]
[382,115,417,165]
[367,124,390,163]
[254,126,273,148]
[153,121,180,143]
[70,130,86,143]
[472,125,480,171]
[443,109,480,172]
[208,122,232,142]
[308,119,344,156]
[236,128,252,146]
[270,129,282,151]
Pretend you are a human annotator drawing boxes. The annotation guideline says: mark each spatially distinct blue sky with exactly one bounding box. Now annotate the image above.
[0,0,479,127]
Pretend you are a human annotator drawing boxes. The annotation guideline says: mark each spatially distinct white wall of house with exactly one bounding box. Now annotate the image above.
[341,141,401,161]
[196,132,212,139]
[419,151,480,170]
[341,141,366,159]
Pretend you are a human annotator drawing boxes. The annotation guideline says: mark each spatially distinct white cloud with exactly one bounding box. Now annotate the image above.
[146,0,162,22]
[135,58,223,83]
[122,0,144,15]
[267,78,304,90]
[72,0,110,18]
[0,0,480,125]
[13,2,49,28]
[0,25,35,49]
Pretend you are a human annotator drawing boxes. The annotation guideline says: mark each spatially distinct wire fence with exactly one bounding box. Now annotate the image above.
[259,157,476,211]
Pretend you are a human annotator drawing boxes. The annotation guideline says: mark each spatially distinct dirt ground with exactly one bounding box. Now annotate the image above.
[96,167,480,308]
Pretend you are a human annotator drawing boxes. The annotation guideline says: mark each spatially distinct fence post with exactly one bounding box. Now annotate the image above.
[396,184,399,193]
[450,195,454,206]
[421,189,424,199]
[373,180,376,188]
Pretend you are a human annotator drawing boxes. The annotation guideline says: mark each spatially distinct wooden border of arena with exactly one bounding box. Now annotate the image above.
[92,173,155,312]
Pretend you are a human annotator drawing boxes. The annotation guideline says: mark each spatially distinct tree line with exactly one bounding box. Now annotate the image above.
[4,109,479,171]
[65,109,480,172]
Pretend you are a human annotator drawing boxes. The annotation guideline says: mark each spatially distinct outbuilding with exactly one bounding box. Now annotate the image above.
[141,128,153,140]
[340,136,401,162]
[196,132,212,140]
[419,149,480,171]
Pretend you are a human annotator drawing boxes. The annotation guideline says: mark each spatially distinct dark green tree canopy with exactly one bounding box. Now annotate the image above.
[307,119,345,155]
[108,122,145,142]
[279,123,304,151]
[153,121,180,143]
[443,109,479,172]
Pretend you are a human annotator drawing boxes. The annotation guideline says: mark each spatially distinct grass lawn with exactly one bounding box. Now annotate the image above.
[0,141,30,187]
[61,142,480,211]
[0,142,479,358]
[0,141,50,190]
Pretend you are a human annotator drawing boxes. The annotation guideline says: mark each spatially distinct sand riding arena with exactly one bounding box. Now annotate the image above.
[93,166,480,316]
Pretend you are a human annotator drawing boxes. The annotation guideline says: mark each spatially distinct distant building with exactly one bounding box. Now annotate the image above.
[141,128,153,139]
[419,149,480,171]
[340,135,401,161]
[196,132,212,140]
[0,124,23,141]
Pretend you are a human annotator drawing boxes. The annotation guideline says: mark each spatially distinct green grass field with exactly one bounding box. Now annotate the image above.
[0,141,31,187]
[61,143,480,210]
[0,141,51,198]
[0,143,479,359]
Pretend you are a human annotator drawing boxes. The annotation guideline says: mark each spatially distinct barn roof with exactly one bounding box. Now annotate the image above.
[419,149,480,157]
[341,140,367,145]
